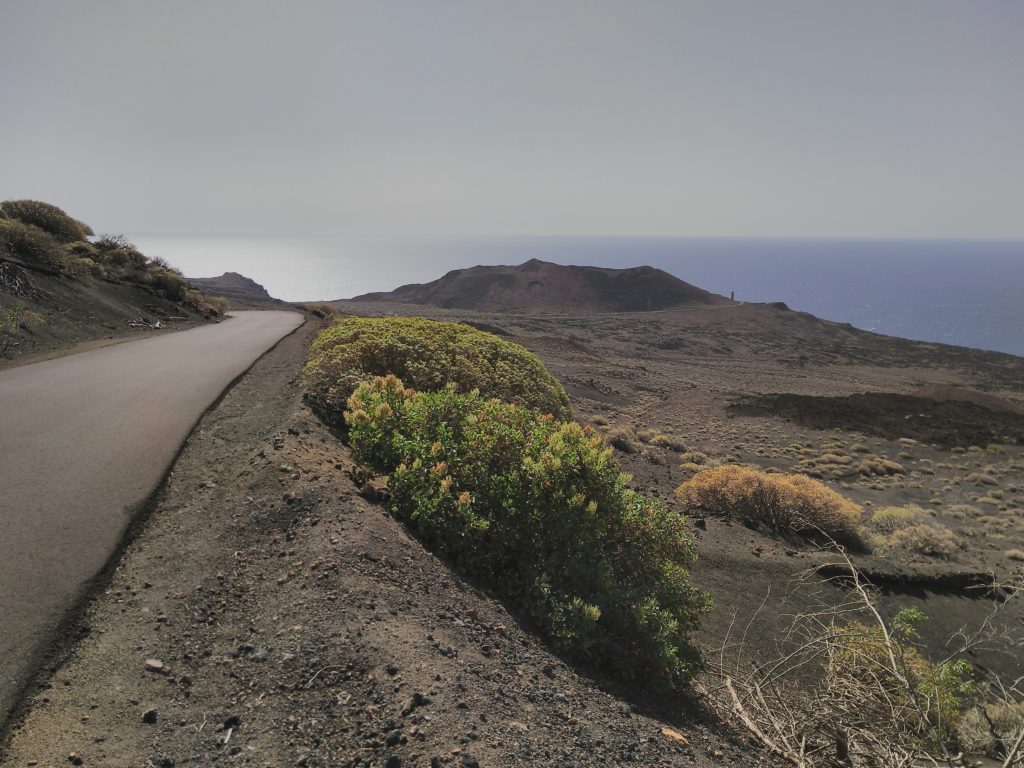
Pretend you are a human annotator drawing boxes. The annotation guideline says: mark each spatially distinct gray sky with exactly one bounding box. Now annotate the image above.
[2,0,1022,238]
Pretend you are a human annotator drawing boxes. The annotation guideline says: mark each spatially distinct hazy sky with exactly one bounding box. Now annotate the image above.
[2,1,1022,238]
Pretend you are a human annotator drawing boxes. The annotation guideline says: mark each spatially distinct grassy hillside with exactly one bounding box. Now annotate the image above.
[0,199,225,363]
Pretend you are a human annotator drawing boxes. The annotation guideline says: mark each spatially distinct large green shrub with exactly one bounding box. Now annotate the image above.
[304,316,571,421]
[347,375,709,688]
[0,200,91,243]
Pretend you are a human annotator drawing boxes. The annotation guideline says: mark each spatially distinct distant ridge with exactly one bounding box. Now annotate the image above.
[350,259,730,313]
[187,272,275,303]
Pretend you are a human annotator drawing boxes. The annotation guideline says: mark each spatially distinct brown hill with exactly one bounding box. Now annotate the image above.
[351,258,730,312]
[186,272,275,303]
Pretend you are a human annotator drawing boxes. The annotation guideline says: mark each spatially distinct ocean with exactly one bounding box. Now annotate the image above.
[131,235,1024,358]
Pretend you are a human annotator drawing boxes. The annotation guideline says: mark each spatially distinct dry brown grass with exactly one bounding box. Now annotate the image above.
[889,523,959,558]
[304,302,338,319]
[675,464,862,540]
[870,505,926,532]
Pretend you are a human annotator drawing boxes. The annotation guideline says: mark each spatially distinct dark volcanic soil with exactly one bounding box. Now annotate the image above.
[730,391,1024,448]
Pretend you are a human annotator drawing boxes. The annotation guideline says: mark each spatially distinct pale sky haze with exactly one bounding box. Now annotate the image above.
[2,0,1022,238]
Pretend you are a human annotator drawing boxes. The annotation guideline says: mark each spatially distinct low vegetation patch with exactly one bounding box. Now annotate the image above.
[870,504,926,532]
[675,464,862,541]
[0,199,92,243]
[346,375,709,689]
[859,457,905,476]
[636,428,687,452]
[303,302,339,320]
[888,523,960,558]
[826,609,973,745]
[960,699,1024,758]
[304,316,571,421]
[716,586,981,766]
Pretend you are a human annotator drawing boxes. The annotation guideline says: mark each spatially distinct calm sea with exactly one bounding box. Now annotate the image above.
[131,235,1024,358]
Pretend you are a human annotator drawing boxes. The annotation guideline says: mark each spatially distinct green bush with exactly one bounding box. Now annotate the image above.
[0,199,91,243]
[347,375,709,688]
[92,234,148,276]
[0,219,69,273]
[145,265,189,301]
[304,316,571,420]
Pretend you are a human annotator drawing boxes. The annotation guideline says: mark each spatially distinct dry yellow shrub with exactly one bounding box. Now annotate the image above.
[888,523,959,558]
[675,465,862,540]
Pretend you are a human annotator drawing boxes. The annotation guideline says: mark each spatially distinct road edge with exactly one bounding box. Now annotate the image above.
[0,313,309,746]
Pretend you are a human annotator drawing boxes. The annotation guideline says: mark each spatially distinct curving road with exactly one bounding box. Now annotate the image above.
[0,310,304,723]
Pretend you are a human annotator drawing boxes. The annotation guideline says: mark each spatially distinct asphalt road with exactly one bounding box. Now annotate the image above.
[0,310,304,723]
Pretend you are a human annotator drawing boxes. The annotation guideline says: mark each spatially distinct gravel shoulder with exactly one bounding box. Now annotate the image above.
[2,319,749,768]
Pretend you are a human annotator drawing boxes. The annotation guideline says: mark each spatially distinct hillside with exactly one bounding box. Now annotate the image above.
[1,200,224,366]
[186,271,277,304]
[351,258,731,312]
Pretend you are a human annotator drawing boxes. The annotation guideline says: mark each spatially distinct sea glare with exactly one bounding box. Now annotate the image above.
[131,235,1024,358]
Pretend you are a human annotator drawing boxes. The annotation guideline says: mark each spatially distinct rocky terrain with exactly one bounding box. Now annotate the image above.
[351,259,730,313]
[4,264,1024,766]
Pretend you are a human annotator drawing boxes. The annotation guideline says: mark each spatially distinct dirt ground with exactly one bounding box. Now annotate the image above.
[4,300,1023,766]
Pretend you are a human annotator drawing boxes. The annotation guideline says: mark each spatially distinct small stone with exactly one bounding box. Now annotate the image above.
[385,729,404,746]
[142,708,158,724]
[144,659,168,674]
[385,756,402,768]
[461,756,480,768]
[222,714,242,730]
[401,692,431,716]
[68,754,84,766]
